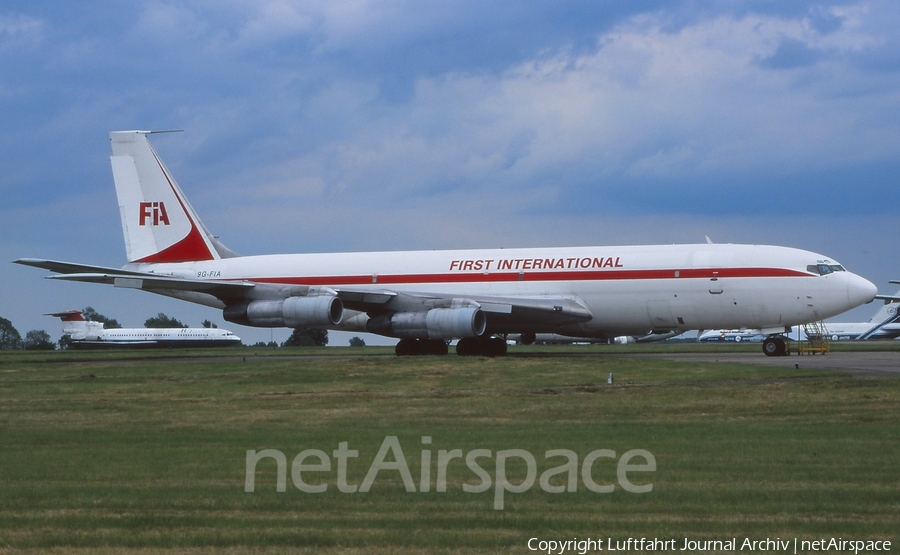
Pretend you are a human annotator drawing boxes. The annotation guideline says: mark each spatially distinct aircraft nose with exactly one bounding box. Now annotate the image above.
[847,273,878,308]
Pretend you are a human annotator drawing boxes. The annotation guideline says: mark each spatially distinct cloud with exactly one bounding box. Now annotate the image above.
[0,13,43,49]
[10,2,893,223]
[200,4,898,220]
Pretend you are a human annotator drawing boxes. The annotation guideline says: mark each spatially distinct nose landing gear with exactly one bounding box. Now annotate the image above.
[762,336,788,357]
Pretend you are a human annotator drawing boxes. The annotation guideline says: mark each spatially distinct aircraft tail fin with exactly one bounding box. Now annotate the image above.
[45,310,93,339]
[46,310,85,322]
[867,288,900,323]
[109,131,238,264]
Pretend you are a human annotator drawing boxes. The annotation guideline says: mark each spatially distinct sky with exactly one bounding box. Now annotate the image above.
[2,0,899,347]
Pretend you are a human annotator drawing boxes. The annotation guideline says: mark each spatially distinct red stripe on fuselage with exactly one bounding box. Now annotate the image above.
[230,267,811,287]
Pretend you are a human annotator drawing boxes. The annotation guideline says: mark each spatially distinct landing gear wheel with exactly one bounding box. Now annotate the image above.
[485,337,507,357]
[395,338,449,356]
[395,338,419,356]
[422,339,449,355]
[762,337,787,357]
[455,336,508,357]
[456,337,478,356]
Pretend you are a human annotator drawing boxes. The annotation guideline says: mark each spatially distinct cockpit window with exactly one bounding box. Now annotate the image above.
[807,264,846,275]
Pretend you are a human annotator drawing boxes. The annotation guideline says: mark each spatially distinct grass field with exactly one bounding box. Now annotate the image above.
[1,345,898,554]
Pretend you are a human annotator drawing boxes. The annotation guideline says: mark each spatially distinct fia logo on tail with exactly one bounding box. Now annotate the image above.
[139,202,170,226]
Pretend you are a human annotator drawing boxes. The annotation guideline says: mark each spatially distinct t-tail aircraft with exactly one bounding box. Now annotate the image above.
[15,131,878,356]
[48,310,241,349]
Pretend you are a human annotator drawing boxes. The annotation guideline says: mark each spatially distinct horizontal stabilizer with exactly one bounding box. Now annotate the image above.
[46,272,253,295]
[14,258,254,300]
[15,258,150,276]
[45,310,85,321]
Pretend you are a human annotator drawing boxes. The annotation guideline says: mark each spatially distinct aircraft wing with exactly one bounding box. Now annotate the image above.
[875,294,900,302]
[17,258,592,332]
[460,293,593,331]
[335,287,593,332]
[14,258,254,300]
[333,288,398,307]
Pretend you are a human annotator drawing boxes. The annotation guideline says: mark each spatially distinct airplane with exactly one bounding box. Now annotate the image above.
[696,329,766,343]
[516,331,684,345]
[48,310,241,349]
[699,285,900,343]
[15,130,878,357]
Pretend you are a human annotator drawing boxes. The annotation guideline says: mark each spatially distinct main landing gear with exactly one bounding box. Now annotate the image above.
[762,336,788,357]
[456,336,508,357]
[394,338,449,356]
[394,336,508,357]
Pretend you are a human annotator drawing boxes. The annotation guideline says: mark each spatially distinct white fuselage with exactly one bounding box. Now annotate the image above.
[64,320,241,348]
[818,323,900,341]
[18,131,878,354]
[128,243,875,338]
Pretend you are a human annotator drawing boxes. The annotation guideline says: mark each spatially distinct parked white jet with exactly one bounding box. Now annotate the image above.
[699,285,900,343]
[516,331,683,345]
[48,310,241,349]
[16,131,877,356]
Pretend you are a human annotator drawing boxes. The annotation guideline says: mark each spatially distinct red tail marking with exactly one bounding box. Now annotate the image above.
[134,226,214,263]
[139,202,171,226]
[156,201,170,225]
[46,310,85,321]
[134,150,215,263]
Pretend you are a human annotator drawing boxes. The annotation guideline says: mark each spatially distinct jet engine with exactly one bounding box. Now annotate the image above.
[223,295,343,328]
[367,307,486,339]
